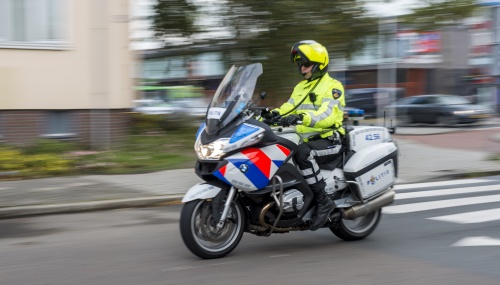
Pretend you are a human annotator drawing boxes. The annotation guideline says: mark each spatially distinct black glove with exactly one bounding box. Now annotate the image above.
[282,114,303,127]
[261,108,279,120]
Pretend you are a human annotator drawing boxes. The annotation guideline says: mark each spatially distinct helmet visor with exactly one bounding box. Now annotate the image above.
[291,48,309,64]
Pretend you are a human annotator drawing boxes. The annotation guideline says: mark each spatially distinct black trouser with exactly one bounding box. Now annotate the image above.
[295,138,342,191]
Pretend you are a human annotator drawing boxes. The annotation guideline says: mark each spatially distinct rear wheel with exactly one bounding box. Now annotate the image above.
[329,190,382,241]
[330,209,381,241]
[180,199,245,259]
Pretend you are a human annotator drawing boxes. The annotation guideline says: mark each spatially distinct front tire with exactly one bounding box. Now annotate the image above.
[180,199,245,259]
[330,209,382,241]
[397,113,412,126]
[436,114,458,126]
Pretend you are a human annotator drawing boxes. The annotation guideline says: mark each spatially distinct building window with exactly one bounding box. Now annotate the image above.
[0,0,69,50]
[41,111,77,139]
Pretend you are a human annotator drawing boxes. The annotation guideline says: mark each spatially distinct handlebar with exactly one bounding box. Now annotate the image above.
[258,107,302,127]
[263,116,302,127]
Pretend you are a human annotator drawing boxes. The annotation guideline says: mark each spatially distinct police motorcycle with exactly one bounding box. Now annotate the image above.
[180,63,399,259]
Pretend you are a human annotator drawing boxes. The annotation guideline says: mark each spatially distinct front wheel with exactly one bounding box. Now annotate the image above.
[330,209,381,241]
[180,199,245,259]
[397,113,412,126]
[436,115,458,126]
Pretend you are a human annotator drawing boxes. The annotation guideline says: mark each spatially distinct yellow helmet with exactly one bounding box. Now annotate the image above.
[290,40,329,80]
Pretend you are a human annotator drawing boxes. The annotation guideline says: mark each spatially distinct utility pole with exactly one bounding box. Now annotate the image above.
[478,1,500,113]
[492,5,500,113]
[377,16,398,125]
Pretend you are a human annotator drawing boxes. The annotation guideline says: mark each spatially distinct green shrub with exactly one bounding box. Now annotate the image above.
[0,126,199,179]
[24,139,80,155]
[130,113,164,134]
[130,113,192,134]
[0,148,24,171]
[0,146,73,179]
[22,154,72,175]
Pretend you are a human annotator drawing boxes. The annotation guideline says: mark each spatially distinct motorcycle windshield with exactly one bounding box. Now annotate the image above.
[205,63,263,135]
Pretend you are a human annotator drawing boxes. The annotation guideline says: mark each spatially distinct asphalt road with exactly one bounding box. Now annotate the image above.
[1,176,500,285]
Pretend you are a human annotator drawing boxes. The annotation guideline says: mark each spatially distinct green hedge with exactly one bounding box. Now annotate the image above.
[129,113,193,134]
[0,147,73,178]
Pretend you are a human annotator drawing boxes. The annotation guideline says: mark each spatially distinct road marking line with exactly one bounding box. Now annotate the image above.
[451,236,500,247]
[163,261,240,272]
[0,187,10,191]
[383,194,500,214]
[270,254,290,258]
[394,179,491,191]
[428,208,500,224]
[396,184,500,200]
[35,183,95,191]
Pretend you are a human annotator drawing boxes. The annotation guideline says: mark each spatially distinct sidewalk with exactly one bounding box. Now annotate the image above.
[1,126,500,219]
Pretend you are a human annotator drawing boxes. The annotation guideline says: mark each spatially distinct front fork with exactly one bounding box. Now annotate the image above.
[215,186,237,231]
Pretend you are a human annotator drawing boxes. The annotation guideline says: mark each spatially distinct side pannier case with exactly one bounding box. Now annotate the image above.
[343,142,398,201]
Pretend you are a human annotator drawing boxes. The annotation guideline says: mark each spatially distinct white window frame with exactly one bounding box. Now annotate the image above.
[0,0,71,50]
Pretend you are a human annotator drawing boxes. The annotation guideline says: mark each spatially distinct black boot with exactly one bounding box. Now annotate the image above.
[310,183,335,231]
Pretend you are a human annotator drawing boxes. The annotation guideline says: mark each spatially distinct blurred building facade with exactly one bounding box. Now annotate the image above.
[129,0,228,99]
[130,1,500,110]
[0,0,136,148]
[330,21,471,97]
[129,0,164,51]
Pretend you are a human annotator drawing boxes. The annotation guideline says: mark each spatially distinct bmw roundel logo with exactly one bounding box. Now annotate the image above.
[239,164,249,173]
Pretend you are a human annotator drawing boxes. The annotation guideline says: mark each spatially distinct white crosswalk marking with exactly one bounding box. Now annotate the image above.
[389,179,500,248]
[396,184,500,200]
[394,179,491,191]
[428,208,500,224]
[383,194,500,214]
[451,236,500,247]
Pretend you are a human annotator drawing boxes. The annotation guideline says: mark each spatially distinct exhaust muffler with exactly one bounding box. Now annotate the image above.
[342,190,395,220]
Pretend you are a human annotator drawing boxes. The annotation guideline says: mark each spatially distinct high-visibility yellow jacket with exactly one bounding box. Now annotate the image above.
[274,73,345,138]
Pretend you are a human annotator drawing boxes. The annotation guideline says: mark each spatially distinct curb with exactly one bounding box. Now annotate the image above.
[0,195,184,219]
[3,170,500,220]
[420,170,500,183]
[392,121,500,137]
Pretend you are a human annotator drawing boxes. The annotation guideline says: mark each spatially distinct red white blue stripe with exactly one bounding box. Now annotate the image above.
[214,144,291,191]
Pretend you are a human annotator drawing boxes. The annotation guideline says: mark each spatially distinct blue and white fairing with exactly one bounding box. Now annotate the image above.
[185,62,294,200]
[194,119,292,192]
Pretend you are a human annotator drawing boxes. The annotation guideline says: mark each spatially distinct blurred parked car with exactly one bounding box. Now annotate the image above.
[132,99,183,116]
[345,88,405,118]
[171,97,210,121]
[386,94,493,126]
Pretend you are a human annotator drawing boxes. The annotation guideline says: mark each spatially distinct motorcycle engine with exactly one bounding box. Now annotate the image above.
[281,189,304,213]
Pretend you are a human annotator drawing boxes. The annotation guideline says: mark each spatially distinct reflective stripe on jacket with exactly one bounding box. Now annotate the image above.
[274,73,345,137]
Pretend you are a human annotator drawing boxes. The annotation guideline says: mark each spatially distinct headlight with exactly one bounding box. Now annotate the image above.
[453,110,474,115]
[195,138,230,160]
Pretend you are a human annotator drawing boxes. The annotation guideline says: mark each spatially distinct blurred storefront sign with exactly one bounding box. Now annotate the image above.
[397,31,441,54]
[396,31,442,64]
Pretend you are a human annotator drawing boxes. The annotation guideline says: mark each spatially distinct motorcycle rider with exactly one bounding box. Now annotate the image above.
[262,40,346,230]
